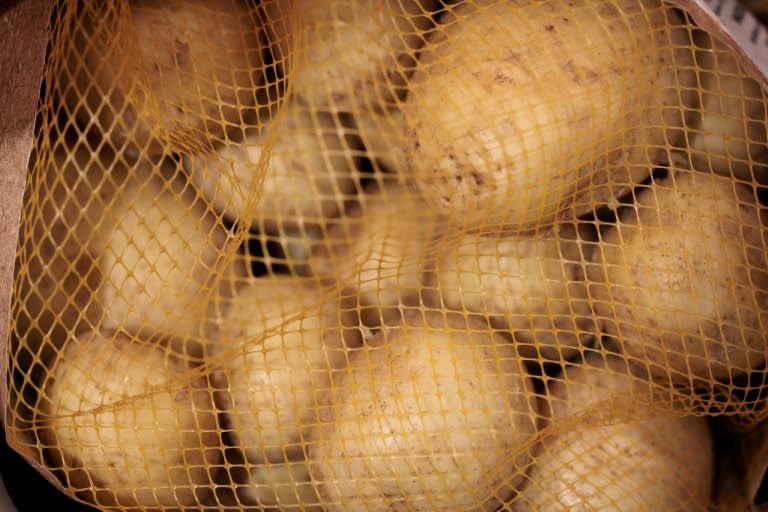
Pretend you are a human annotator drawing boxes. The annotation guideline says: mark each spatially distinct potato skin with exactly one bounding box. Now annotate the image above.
[512,355,714,511]
[38,330,220,511]
[308,310,539,511]
[211,277,363,465]
[268,0,437,109]
[262,0,436,173]
[89,160,238,344]
[308,180,442,326]
[354,108,409,173]
[183,106,359,233]
[687,30,768,183]
[11,143,125,367]
[14,143,247,359]
[425,222,596,362]
[61,0,264,158]
[403,0,696,232]
[240,461,323,511]
[587,171,768,383]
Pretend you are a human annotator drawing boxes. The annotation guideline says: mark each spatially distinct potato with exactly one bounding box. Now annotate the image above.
[354,108,409,173]
[308,310,539,511]
[183,105,359,235]
[266,0,436,108]
[262,0,436,174]
[424,223,597,362]
[403,0,696,232]
[89,159,239,344]
[37,330,220,510]
[11,142,127,366]
[61,0,265,158]
[307,180,443,326]
[587,170,768,383]
[687,30,768,183]
[239,461,322,511]
[512,354,714,511]
[211,276,363,467]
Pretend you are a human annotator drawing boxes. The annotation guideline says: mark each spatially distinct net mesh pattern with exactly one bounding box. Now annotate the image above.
[4,0,768,510]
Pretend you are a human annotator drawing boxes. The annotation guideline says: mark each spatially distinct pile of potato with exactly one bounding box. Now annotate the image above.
[10,0,768,510]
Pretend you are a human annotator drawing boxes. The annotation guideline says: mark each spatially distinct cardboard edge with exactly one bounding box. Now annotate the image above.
[0,0,67,500]
[668,0,768,87]
[0,0,50,427]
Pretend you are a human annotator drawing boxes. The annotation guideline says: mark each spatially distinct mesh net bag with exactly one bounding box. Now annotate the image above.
[3,0,768,510]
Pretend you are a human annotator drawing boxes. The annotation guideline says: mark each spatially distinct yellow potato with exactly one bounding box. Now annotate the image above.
[262,0,436,173]
[11,142,127,366]
[425,223,597,362]
[587,170,768,383]
[183,105,359,234]
[267,0,436,108]
[512,355,714,511]
[239,461,322,511]
[211,276,363,465]
[308,310,539,511]
[89,159,239,344]
[354,108,409,173]
[687,30,768,183]
[61,0,265,158]
[308,180,443,326]
[403,0,696,232]
[38,330,220,510]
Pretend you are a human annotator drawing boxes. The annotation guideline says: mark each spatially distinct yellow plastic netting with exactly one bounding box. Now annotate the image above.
[4,0,768,510]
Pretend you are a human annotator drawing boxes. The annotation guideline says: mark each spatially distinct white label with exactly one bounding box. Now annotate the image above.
[691,0,768,84]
